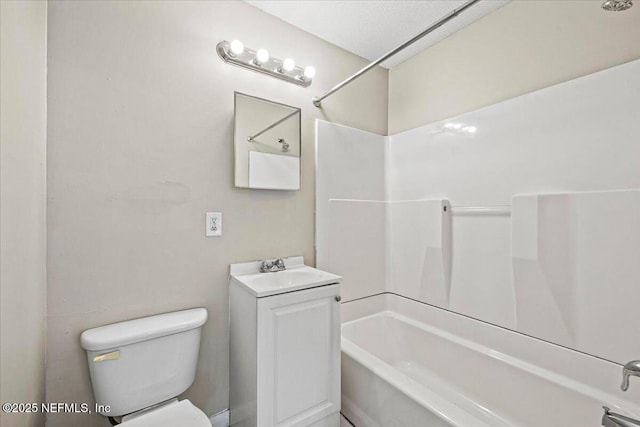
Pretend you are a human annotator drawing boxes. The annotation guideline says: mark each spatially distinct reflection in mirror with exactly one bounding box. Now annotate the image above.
[234,92,301,190]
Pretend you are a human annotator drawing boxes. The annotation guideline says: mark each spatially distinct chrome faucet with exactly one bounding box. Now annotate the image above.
[259,258,286,273]
[602,407,640,427]
[622,360,640,391]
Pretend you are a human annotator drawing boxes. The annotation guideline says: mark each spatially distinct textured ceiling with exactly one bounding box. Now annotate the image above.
[245,0,510,68]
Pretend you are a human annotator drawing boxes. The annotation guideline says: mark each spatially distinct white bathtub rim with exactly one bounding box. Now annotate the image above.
[342,294,640,404]
[342,310,640,420]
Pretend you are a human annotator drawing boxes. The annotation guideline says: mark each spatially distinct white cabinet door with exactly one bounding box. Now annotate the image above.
[257,284,341,427]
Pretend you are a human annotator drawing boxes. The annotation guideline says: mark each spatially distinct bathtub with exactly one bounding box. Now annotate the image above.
[340,294,640,427]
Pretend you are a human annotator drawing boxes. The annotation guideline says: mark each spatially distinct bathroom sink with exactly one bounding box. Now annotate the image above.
[250,269,326,286]
[230,256,341,297]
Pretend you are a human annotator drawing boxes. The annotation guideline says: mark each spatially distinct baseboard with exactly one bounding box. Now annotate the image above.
[211,409,348,426]
[210,409,230,427]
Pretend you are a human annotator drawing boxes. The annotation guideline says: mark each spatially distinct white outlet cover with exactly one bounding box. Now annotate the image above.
[206,212,222,237]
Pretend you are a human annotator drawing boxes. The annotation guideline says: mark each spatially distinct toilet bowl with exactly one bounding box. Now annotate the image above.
[80,308,209,426]
[118,399,209,427]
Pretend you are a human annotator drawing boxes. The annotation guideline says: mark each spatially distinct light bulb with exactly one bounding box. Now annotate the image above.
[452,123,462,130]
[229,40,244,56]
[282,58,295,72]
[303,66,316,79]
[255,49,269,65]
[444,123,454,129]
[464,126,477,134]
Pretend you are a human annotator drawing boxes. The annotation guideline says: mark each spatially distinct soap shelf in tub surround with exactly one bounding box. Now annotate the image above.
[230,256,342,297]
[511,188,640,364]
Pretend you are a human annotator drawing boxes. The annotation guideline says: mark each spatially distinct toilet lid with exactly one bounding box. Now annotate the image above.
[120,399,210,427]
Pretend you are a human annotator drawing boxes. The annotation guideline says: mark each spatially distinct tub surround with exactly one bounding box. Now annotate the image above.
[386,58,640,364]
[316,57,640,427]
[327,200,387,302]
[511,189,640,363]
[317,58,640,365]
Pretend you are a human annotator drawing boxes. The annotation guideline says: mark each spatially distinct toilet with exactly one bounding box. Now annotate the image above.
[80,308,210,426]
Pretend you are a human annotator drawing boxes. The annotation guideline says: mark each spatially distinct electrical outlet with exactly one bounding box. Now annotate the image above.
[205,212,222,237]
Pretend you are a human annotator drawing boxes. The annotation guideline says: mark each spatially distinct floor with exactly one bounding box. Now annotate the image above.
[213,410,353,426]
[340,413,355,426]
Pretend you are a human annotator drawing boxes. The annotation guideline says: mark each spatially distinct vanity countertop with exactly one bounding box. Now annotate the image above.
[230,256,342,297]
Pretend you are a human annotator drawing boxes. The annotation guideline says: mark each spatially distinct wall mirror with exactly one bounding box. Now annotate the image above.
[234,92,301,190]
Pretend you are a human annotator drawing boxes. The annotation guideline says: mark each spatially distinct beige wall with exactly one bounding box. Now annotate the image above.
[45,1,386,426]
[389,0,640,134]
[0,1,48,427]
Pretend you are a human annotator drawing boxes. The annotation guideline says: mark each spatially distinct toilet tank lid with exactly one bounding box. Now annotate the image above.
[80,308,207,351]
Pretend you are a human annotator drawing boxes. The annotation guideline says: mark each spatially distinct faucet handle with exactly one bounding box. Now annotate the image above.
[259,260,270,273]
[621,360,640,391]
[259,258,285,273]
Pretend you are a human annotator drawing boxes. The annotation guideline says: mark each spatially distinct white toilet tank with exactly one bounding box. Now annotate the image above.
[80,308,207,416]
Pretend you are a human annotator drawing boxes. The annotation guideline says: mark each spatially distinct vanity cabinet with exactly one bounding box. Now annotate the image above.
[229,258,342,427]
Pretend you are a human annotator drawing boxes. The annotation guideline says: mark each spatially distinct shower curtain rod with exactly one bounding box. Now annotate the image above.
[312,0,482,108]
[247,109,300,142]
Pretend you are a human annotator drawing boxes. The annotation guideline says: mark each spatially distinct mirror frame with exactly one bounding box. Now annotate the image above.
[233,91,302,190]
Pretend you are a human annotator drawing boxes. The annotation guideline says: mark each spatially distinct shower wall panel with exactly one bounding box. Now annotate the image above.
[387,59,640,363]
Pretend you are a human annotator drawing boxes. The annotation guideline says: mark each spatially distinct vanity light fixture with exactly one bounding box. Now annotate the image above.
[280,58,295,73]
[217,40,315,87]
[303,66,316,80]
[254,49,269,66]
[229,40,244,57]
